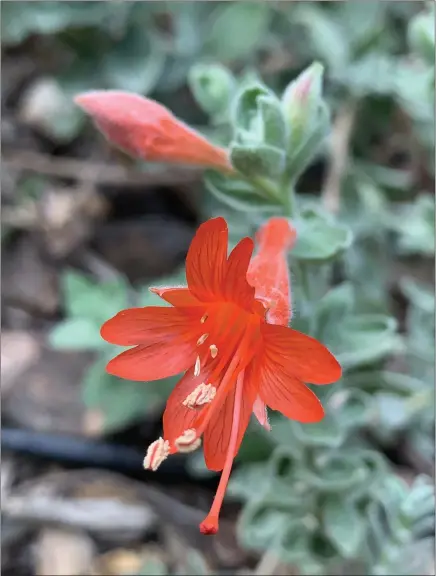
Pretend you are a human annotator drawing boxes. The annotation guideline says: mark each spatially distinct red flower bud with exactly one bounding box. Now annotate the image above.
[75,90,232,172]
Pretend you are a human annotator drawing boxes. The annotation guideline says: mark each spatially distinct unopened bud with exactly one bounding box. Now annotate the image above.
[282,62,324,147]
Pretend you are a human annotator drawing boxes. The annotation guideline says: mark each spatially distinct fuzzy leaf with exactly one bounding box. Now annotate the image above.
[48,318,103,350]
[292,207,352,262]
[290,414,344,449]
[204,170,279,212]
[82,354,177,432]
[103,28,165,95]
[230,143,286,180]
[189,63,235,118]
[322,495,366,558]
[206,3,271,61]
[237,500,290,552]
[62,271,129,324]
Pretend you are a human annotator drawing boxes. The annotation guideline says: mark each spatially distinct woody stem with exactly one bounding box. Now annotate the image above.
[203,370,245,526]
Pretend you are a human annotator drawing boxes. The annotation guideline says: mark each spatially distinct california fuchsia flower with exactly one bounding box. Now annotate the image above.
[74,90,232,172]
[100,217,341,535]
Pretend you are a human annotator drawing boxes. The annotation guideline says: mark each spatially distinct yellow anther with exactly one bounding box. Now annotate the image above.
[143,437,169,471]
[197,333,209,346]
[209,344,218,358]
[200,314,208,324]
[183,383,217,408]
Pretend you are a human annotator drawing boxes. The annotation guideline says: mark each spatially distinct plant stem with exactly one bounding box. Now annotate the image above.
[282,179,297,218]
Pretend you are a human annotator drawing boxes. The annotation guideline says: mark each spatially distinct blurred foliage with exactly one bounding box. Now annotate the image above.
[9,0,429,573]
[49,268,186,433]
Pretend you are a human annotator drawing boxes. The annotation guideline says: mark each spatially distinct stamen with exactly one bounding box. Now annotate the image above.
[209,344,218,358]
[183,383,216,408]
[200,314,208,324]
[197,333,209,346]
[194,356,201,377]
[175,429,202,453]
[143,437,169,471]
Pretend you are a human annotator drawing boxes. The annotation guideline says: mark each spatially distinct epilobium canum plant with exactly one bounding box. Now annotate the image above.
[74,18,434,569]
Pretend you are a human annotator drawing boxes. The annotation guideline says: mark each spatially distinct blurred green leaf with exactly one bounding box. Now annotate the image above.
[1,1,109,45]
[230,143,286,180]
[48,318,103,350]
[227,463,270,502]
[344,54,398,97]
[62,270,128,325]
[178,549,211,576]
[82,354,177,433]
[315,282,355,344]
[103,28,165,94]
[205,3,271,61]
[339,1,386,56]
[322,495,366,558]
[233,84,274,139]
[204,170,279,212]
[336,314,403,370]
[291,414,344,449]
[294,5,350,73]
[390,194,435,256]
[307,454,368,493]
[189,63,235,120]
[293,207,353,262]
[332,389,374,430]
[408,6,435,64]
[237,500,289,551]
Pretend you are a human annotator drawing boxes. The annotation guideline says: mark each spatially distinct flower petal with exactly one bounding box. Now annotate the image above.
[149,286,202,307]
[223,237,256,310]
[248,254,291,325]
[107,340,196,381]
[203,369,258,471]
[247,217,296,326]
[101,306,200,346]
[252,395,271,431]
[74,91,232,170]
[186,217,229,302]
[261,323,342,384]
[257,353,325,423]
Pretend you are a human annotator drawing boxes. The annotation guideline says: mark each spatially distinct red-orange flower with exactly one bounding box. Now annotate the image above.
[74,91,232,172]
[101,217,341,535]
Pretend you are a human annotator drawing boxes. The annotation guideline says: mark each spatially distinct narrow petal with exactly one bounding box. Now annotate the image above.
[223,237,256,310]
[247,255,291,325]
[101,306,200,346]
[261,323,342,384]
[203,368,258,471]
[185,217,228,302]
[149,286,202,307]
[74,91,232,170]
[254,217,297,255]
[258,358,324,423]
[107,340,196,381]
[252,395,271,431]
[247,217,296,326]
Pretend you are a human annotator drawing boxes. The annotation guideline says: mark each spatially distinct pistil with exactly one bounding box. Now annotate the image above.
[199,370,245,534]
